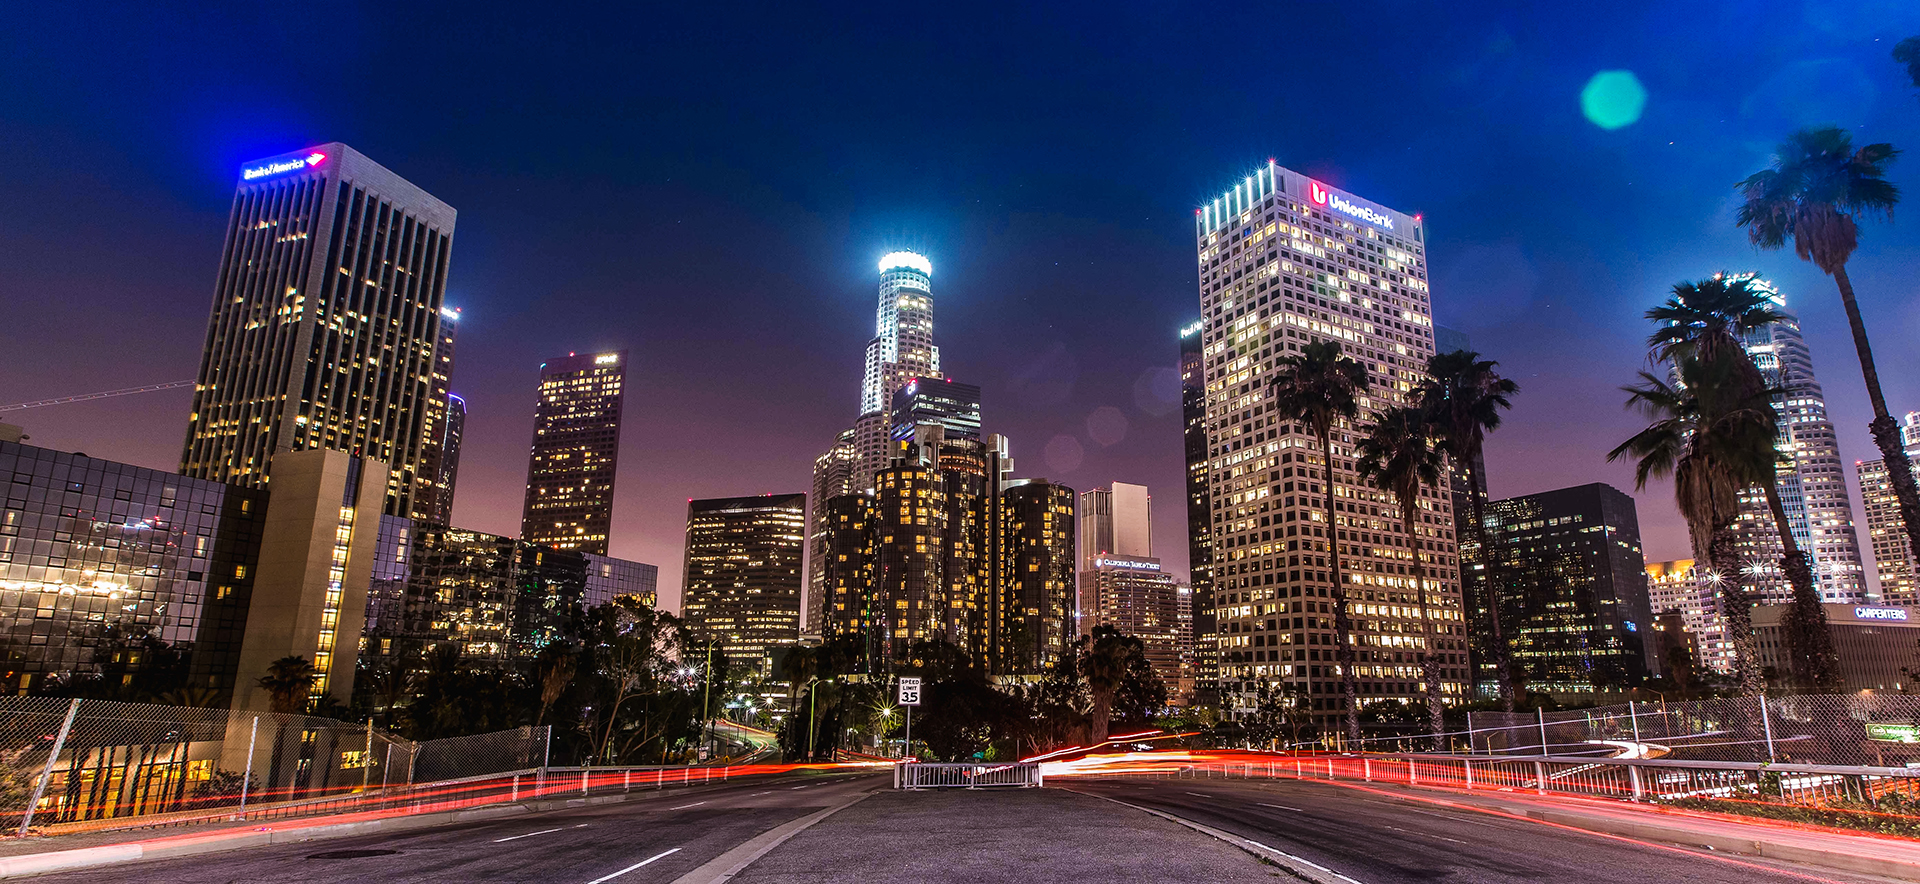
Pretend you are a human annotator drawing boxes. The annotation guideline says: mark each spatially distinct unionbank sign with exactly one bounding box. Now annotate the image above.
[242,151,328,181]
[1308,181,1394,230]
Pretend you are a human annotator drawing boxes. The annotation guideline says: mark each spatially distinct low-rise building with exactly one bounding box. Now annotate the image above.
[1753,603,1920,691]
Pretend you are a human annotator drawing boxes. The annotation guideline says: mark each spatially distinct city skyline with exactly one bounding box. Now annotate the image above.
[7,5,1920,612]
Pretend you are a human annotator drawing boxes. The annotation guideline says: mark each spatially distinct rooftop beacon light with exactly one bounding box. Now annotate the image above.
[878,251,932,276]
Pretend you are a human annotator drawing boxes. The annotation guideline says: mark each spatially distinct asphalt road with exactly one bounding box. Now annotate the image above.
[1064,775,1909,884]
[33,769,889,884]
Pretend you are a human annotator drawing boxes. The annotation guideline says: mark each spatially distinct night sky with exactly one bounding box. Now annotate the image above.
[5,2,1920,611]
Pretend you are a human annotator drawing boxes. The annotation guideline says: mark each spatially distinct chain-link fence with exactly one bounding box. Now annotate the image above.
[1467,692,1920,767]
[0,697,551,835]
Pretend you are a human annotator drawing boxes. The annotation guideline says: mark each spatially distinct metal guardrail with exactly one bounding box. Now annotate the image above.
[34,763,752,838]
[895,762,1041,790]
[1081,753,1920,808]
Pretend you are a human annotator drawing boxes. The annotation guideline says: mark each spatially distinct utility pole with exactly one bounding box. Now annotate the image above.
[702,641,713,762]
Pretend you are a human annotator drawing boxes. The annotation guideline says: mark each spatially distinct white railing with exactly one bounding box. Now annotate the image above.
[1068,753,1920,808]
[895,762,1042,789]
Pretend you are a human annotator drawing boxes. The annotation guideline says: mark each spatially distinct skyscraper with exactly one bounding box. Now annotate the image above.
[811,252,945,633]
[1646,559,1731,673]
[1858,412,1920,604]
[1001,479,1076,674]
[1076,482,1152,634]
[681,494,806,676]
[414,306,462,524]
[807,429,858,636]
[1725,274,1869,604]
[1481,483,1656,692]
[1179,320,1218,701]
[521,351,627,554]
[1083,555,1181,684]
[851,252,942,492]
[890,377,982,444]
[1193,161,1467,727]
[181,143,456,517]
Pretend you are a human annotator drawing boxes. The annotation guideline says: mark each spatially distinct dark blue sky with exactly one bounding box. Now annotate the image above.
[4,2,1919,608]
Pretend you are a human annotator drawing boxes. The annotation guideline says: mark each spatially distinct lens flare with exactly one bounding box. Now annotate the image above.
[1580,70,1646,130]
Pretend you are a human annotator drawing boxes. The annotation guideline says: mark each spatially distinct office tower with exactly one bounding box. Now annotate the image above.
[1083,554,1181,684]
[819,494,877,661]
[930,435,994,658]
[807,429,859,636]
[181,144,456,518]
[1000,479,1076,674]
[232,449,389,710]
[1193,162,1466,727]
[1175,580,1195,696]
[681,494,806,676]
[1,439,264,697]
[1646,559,1732,674]
[1754,602,1920,691]
[890,377,982,443]
[1179,320,1218,701]
[1722,274,1870,603]
[1481,483,1655,692]
[1858,411,1920,604]
[429,394,467,522]
[826,252,944,496]
[1077,482,1152,634]
[359,516,656,668]
[521,351,627,554]
[414,306,462,523]
[870,454,948,660]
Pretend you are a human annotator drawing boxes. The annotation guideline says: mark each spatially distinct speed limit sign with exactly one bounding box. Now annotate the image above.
[898,677,922,706]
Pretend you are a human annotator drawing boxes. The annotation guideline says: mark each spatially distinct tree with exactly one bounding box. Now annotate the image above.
[1896,37,1920,92]
[1644,274,1839,689]
[1419,350,1519,710]
[1356,405,1447,747]
[1609,358,1770,696]
[1270,340,1369,745]
[1736,127,1917,593]
[257,656,317,714]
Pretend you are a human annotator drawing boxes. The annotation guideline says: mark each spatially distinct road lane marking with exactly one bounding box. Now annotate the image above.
[1385,824,1465,845]
[1183,791,1212,798]
[789,785,810,790]
[1258,802,1304,812]
[749,791,773,796]
[669,801,707,810]
[1241,839,1367,884]
[493,827,563,842]
[584,847,682,884]
[1401,808,1506,830]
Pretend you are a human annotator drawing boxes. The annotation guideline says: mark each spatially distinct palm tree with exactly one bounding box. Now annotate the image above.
[1896,37,1920,91]
[1355,406,1447,747]
[1270,340,1369,745]
[1645,275,1839,689]
[1736,127,1919,586]
[1609,358,1771,696]
[257,655,317,714]
[1420,351,1519,710]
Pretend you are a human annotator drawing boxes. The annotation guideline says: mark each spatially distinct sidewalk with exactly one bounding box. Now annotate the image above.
[1332,776,1920,879]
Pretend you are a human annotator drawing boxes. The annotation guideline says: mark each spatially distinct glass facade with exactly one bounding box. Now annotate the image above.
[521,351,627,554]
[681,494,806,677]
[1483,483,1656,693]
[359,515,655,666]
[0,441,264,696]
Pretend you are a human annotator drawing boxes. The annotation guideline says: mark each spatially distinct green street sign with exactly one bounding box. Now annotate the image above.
[1866,723,1920,743]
